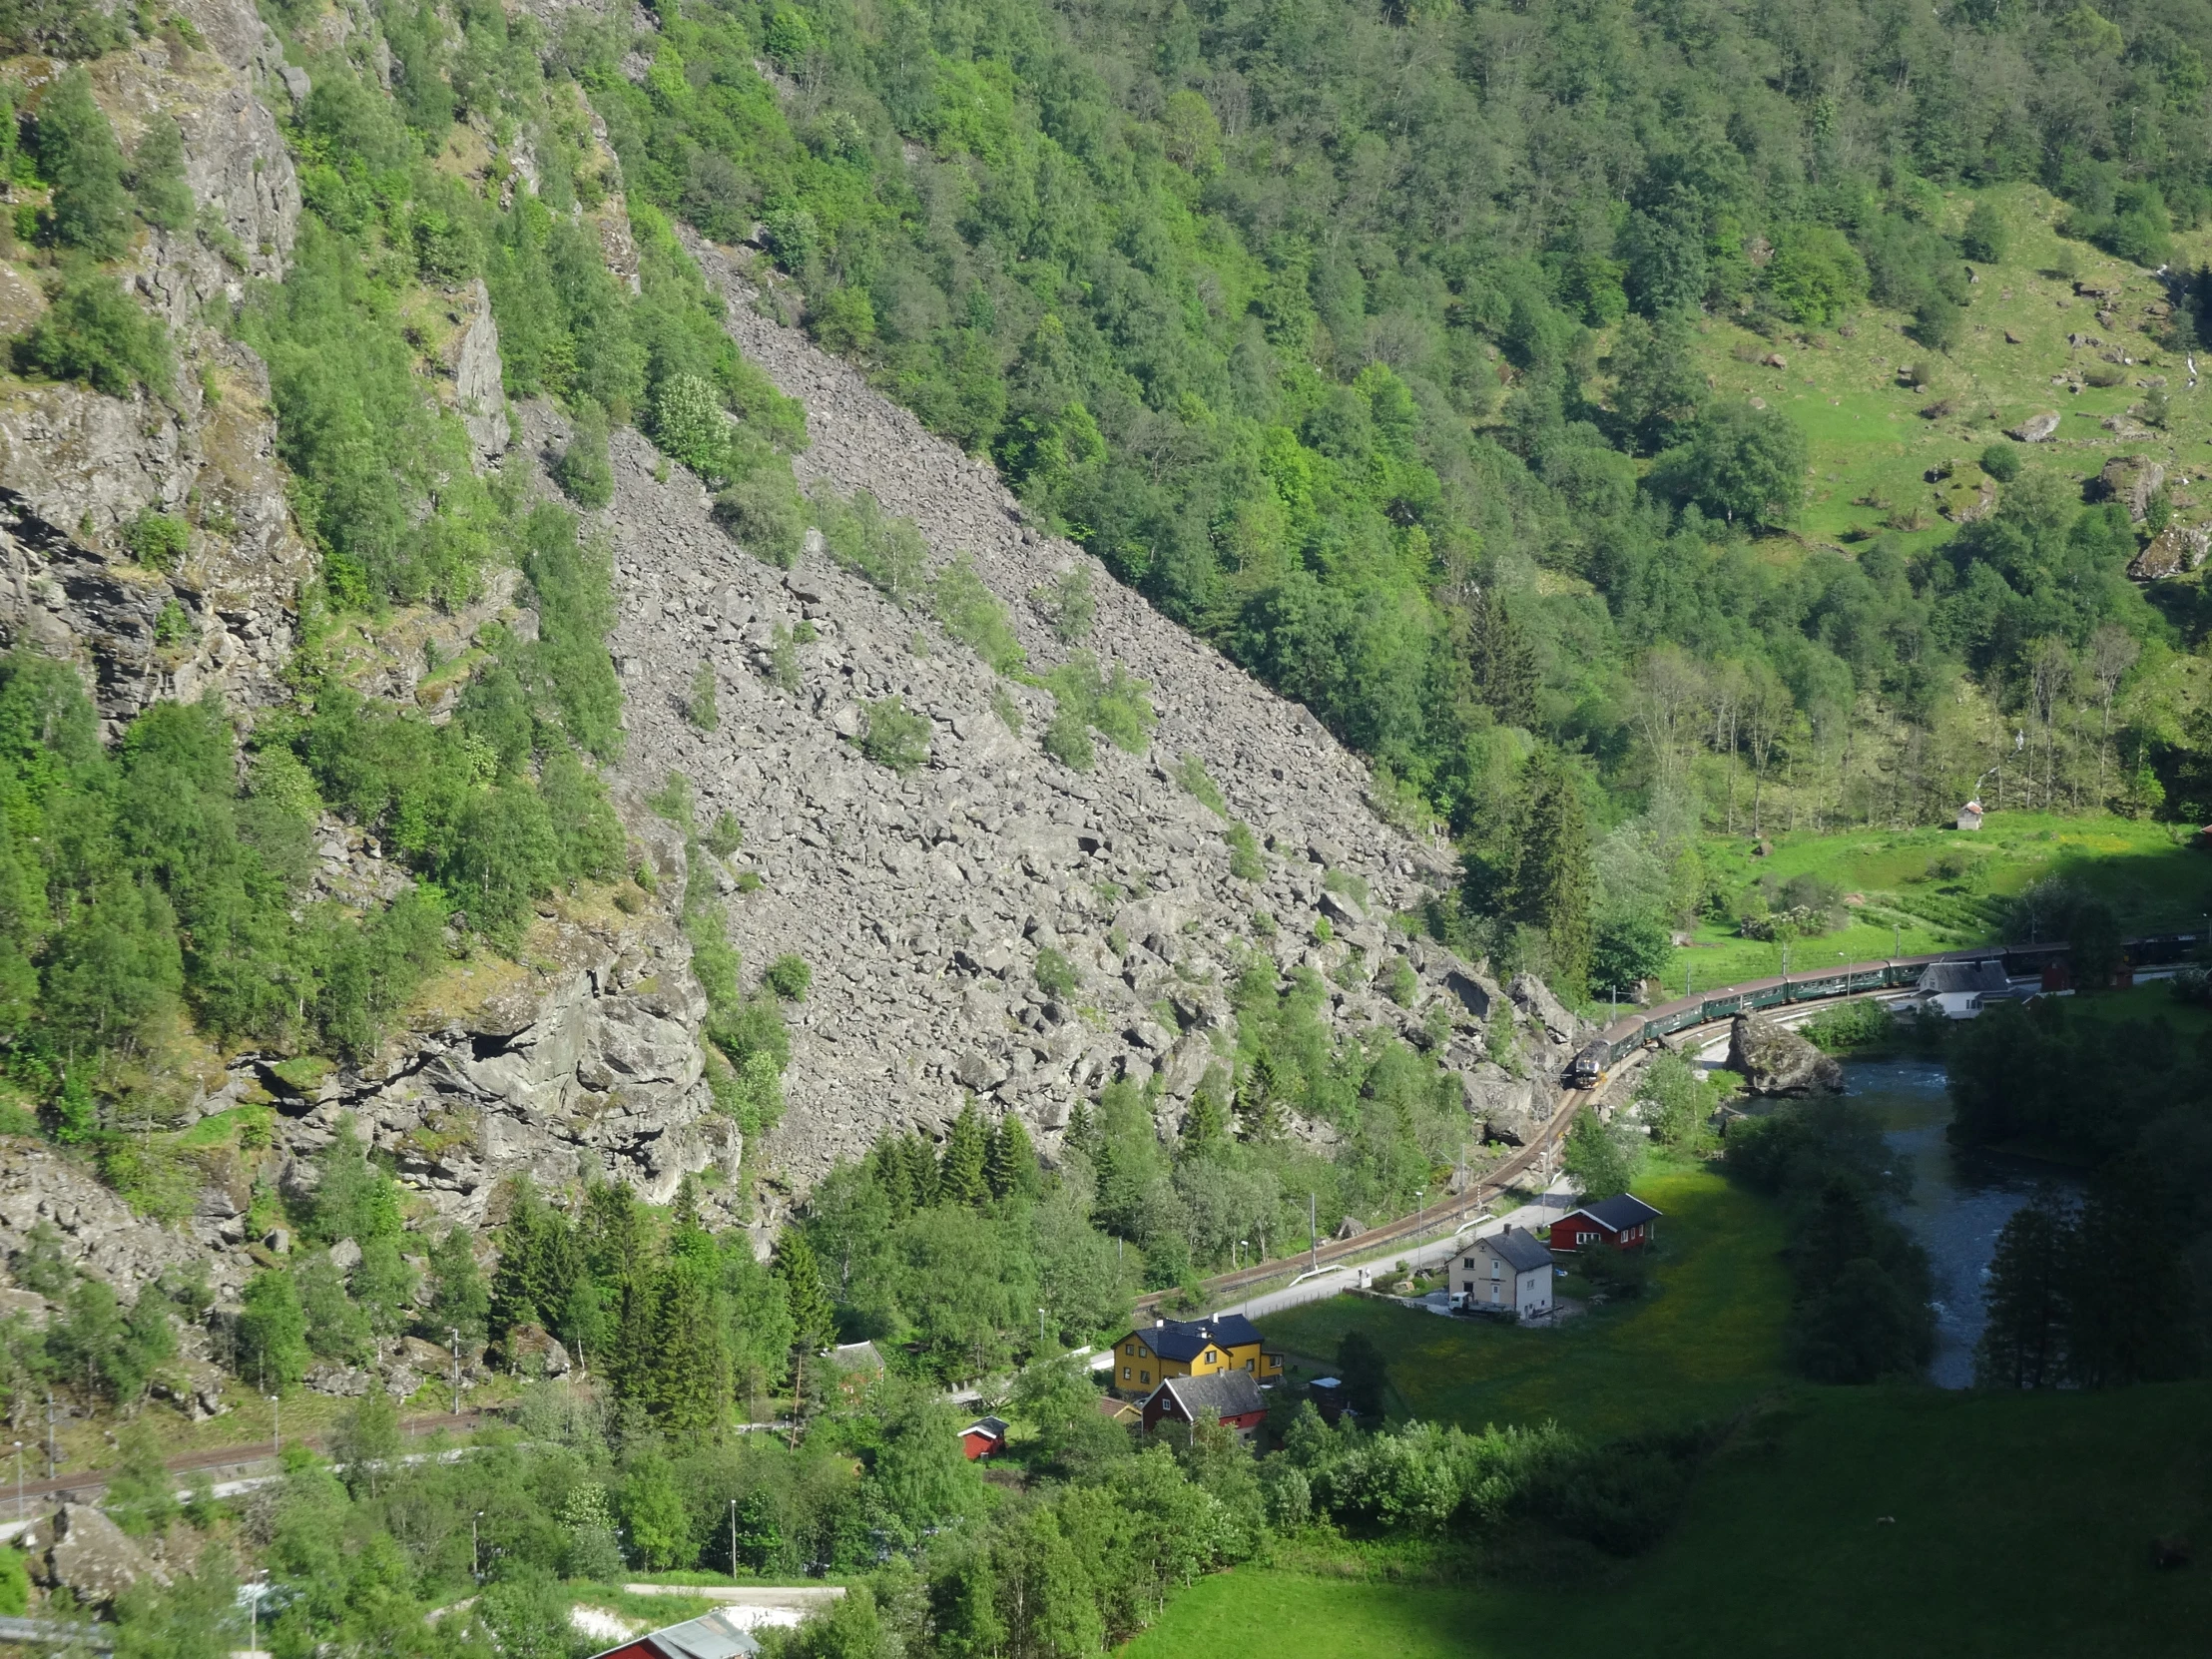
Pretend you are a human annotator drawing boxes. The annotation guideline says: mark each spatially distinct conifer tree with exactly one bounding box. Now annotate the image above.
[1179,1087,1228,1162]
[1063,1099,1098,1160]
[645,1244,730,1432]
[1514,749,1593,997]
[775,1231,833,1355]
[1466,587,1539,728]
[986,1112,1035,1200]
[902,1133,940,1208]
[940,1099,990,1207]
[1234,1054,1284,1143]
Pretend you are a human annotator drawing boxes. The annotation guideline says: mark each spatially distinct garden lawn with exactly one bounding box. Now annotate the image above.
[1122,1381,2212,1658]
[1258,1161,1791,1440]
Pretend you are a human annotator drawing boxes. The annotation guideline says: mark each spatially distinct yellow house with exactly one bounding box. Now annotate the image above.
[1109,1314,1284,1397]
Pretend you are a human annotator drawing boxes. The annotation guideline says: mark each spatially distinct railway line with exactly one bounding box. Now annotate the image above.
[1138,927,2202,1317]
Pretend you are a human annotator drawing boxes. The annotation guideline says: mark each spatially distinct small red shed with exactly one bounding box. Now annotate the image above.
[1553,1193,1663,1251]
[958,1415,1007,1460]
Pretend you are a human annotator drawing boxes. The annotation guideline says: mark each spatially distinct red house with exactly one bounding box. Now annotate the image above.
[1141,1370,1269,1438]
[1552,1193,1662,1251]
[958,1415,1007,1459]
[587,1609,760,1659]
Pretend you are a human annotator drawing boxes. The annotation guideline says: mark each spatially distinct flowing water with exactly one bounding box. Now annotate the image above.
[1842,1056,2083,1388]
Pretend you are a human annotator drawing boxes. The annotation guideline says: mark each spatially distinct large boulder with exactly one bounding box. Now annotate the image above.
[1726,1012,1844,1096]
[1458,1064,1552,1145]
[2006,411,2061,443]
[32,1503,170,1608]
[1509,973,1588,1045]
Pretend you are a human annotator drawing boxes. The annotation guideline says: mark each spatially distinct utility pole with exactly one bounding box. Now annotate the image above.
[472,1511,484,1582]
[729,1498,738,1578]
[11,1440,19,1520]
[449,1328,463,1416]
[43,1391,53,1480]
[1309,1193,1318,1272]
[270,1394,279,1457]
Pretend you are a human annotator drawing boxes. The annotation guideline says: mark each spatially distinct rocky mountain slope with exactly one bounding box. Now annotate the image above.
[586,234,1588,1200]
[0,0,1593,1314]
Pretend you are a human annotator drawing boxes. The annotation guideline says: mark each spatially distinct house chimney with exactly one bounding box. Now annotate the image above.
[1154,1318,1164,1328]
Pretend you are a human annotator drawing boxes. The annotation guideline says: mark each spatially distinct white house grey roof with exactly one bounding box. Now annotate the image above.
[1917,960,2011,996]
[1481,1227,1554,1274]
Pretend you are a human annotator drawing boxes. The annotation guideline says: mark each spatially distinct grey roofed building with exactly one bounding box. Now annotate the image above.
[1484,1226,1555,1274]
[1916,960,2011,997]
[587,1609,761,1659]
[1148,1369,1268,1426]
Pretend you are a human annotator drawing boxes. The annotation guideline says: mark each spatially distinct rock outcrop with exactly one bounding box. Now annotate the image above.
[28,1502,171,1607]
[1726,1012,1844,1096]
[2130,522,2212,580]
[2005,412,2060,443]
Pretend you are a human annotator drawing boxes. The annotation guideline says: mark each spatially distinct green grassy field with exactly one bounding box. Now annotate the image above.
[1678,809,2212,989]
[1258,1160,1790,1439]
[1123,1382,2212,1659]
[1694,184,2212,564]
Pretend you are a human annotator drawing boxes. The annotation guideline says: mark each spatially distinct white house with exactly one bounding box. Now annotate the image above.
[1914,959,2012,1017]
[1451,1227,1554,1322]
[1956,800,1984,830]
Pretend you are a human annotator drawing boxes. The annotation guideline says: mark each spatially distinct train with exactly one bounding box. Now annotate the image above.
[1564,931,2203,1087]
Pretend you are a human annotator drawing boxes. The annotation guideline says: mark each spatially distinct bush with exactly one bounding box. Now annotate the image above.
[687,660,719,731]
[123,508,189,570]
[763,953,811,1000]
[1041,706,1094,771]
[1799,997,1897,1052]
[1032,567,1096,643]
[130,115,192,233]
[1913,297,1963,352]
[651,372,730,479]
[1960,199,2007,264]
[1225,821,1265,880]
[704,811,744,857]
[1034,946,1078,1000]
[554,401,615,508]
[14,267,173,397]
[1979,442,2020,482]
[714,466,807,567]
[858,695,930,775]
[2082,363,2126,388]
[931,557,1025,674]
[814,486,927,605]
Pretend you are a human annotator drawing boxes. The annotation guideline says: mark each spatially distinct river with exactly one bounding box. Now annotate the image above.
[1843,1056,2083,1388]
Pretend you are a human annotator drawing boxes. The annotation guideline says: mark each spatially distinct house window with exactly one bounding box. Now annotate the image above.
[1140,1371,1150,1383]
[1122,1367,1131,1381]
[1245,1359,1254,1371]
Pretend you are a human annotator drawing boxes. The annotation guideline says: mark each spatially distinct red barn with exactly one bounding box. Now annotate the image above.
[587,1609,759,1659]
[1552,1193,1663,1251]
[1141,1370,1269,1438]
[958,1415,1007,1459]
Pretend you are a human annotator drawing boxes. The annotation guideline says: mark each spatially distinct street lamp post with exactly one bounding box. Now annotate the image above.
[269,1394,279,1457]
[11,1440,19,1521]
[472,1511,484,1582]
[728,1497,738,1579]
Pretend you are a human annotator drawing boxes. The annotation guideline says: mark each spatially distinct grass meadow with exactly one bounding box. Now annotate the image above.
[1123,1382,2212,1658]
[1678,810,2212,990]
[1134,1152,2212,1656]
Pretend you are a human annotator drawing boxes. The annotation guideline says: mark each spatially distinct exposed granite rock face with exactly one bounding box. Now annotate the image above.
[1726,1012,1844,1096]
[0,0,311,728]
[453,278,512,466]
